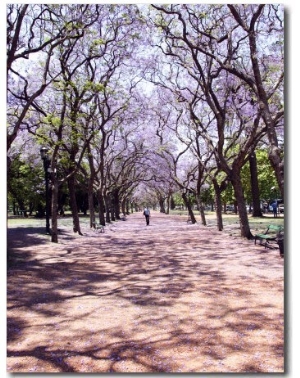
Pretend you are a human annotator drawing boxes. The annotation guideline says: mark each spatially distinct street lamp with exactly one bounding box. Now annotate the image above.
[40,147,51,234]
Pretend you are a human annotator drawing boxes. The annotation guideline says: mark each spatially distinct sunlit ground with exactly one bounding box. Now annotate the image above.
[7,211,284,373]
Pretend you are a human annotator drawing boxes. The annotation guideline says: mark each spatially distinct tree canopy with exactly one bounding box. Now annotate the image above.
[7,4,284,241]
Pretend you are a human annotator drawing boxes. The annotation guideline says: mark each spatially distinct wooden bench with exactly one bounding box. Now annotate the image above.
[92,222,105,233]
[254,224,283,248]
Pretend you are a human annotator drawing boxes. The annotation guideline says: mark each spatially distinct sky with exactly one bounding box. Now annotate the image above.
[2,1,299,377]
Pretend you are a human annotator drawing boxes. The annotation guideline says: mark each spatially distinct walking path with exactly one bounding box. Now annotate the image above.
[7,211,284,373]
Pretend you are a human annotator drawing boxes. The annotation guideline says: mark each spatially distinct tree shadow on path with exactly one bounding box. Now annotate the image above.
[7,212,284,373]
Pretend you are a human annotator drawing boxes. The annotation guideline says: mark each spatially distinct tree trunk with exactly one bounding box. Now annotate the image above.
[249,151,263,217]
[110,192,116,221]
[113,189,121,219]
[51,178,59,243]
[88,179,95,228]
[182,192,196,223]
[166,195,171,215]
[212,180,223,231]
[246,23,284,199]
[98,191,106,226]
[196,194,207,226]
[121,198,126,216]
[87,145,96,228]
[127,200,131,214]
[268,144,284,200]
[231,168,253,239]
[67,175,83,235]
[159,197,166,213]
[105,194,110,223]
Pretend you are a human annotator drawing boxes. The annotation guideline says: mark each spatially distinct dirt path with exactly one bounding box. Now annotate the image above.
[7,211,284,373]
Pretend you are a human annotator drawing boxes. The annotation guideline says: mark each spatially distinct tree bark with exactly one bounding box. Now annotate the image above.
[249,151,262,217]
[212,179,223,231]
[51,177,59,243]
[67,175,83,235]
[113,189,121,219]
[88,180,96,228]
[182,192,196,223]
[98,191,106,226]
[231,168,253,239]
[121,198,127,216]
[104,195,110,223]
[159,196,166,213]
[196,194,207,226]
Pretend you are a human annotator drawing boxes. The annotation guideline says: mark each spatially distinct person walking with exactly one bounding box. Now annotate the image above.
[272,201,278,218]
[143,207,150,225]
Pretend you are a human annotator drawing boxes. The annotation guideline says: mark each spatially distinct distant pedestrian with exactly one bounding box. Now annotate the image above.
[272,202,278,218]
[143,207,150,225]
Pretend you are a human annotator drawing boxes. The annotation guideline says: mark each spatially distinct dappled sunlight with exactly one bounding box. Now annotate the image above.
[7,212,284,373]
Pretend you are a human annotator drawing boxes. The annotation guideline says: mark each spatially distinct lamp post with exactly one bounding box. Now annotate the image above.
[40,147,51,234]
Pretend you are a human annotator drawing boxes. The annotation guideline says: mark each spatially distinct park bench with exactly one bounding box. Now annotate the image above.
[254,224,283,249]
[92,222,105,233]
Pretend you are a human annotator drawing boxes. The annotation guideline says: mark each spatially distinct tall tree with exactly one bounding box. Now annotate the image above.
[7,4,98,151]
[148,4,282,238]
[227,5,284,198]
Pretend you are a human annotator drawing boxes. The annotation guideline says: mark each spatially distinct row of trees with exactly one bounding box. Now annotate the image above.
[7,4,284,242]
[7,147,278,212]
